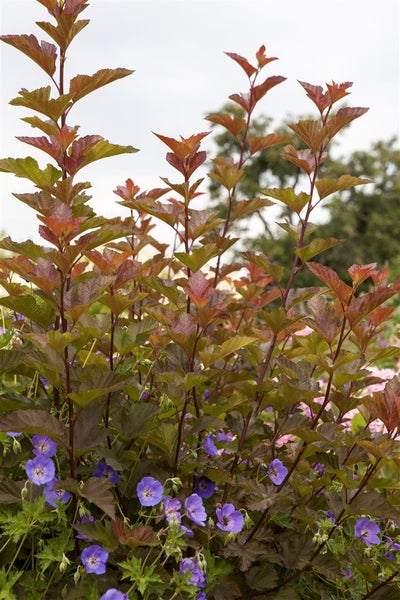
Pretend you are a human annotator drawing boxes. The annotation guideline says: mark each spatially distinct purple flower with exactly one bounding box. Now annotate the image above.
[81,544,108,574]
[327,510,336,523]
[196,593,207,600]
[354,517,380,547]
[25,456,55,485]
[203,434,218,457]
[179,557,206,588]
[164,495,182,523]
[385,537,400,560]
[313,462,324,475]
[216,503,244,533]
[194,476,217,499]
[92,461,119,484]
[180,524,194,537]
[99,590,129,600]
[343,568,353,578]
[75,516,95,541]
[137,476,164,506]
[44,478,72,507]
[267,458,288,485]
[7,431,22,437]
[31,435,57,458]
[216,431,234,443]
[185,494,207,526]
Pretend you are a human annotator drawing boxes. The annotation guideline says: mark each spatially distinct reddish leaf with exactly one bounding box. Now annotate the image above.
[80,477,116,519]
[1,34,57,76]
[154,132,209,161]
[229,91,252,113]
[289,120,326,152]
[185,271,213,308]
[347,263,378,286]
[248,133,289,155]
[363,377,400,434]
[225,51,257,77]
[326,80,353,104]
[205,113,247,137]
[325,106,369,140]
[112,518,157,547]
[281,145,326,175]
[307,295,342,343]
[306,262,353,303]
[21,115,59,137]
[16,135,62,162]
[0,409,65,439]
[255,44,278,68]
[37,18,89,52]
[298,81,330,113]
[69,68,134,102]
[252,75,286,103]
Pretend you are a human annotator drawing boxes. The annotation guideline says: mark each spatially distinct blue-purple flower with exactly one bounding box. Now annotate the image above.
[194,476,217,499]
[385,537,400,560]
[7,431,22,437]
[31,434,57,458]
[99,590,129,600]
[196,593,207,600]
[267,458,288,486]
[179,557,206,588]
[203,434,218,457]
[354,517,380,547]
[81,544,108,574]
[137,476,164,506]
[216,503,244,533]
[185,494,207,526]
[25,456,55,485]
[44,478,72,507]
[92,461,119,484]
[164,495,182,523]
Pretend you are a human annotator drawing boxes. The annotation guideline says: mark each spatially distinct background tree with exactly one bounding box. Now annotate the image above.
[207,104,400,286]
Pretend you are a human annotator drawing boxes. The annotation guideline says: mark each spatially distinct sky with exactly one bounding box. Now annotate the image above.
[0,0,399,242]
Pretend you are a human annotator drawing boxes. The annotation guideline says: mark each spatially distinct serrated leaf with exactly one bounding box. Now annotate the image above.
[234,197,274,219]
[80,477,116,519]
[0,157,62,186]
[73,520,118,551]
[261,187,310,214]
[296,237,342,263]
[225,52,257,77]
[1,34,57,76]
[0,410,65,440]
[200,336,256,367]
[316,175,373,200]
[36,18,90,52]
[10,86,72,121]
[0,479,25,503]
[175,245,220,271]
[75,139,138,172]
[143,423,178,467]
[248,133,288,155]
[0,294,56,328]
[113,403,159,440]
[69,68,134,102]
[205,112,247,136]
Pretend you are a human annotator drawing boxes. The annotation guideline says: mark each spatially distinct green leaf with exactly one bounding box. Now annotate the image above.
[200,336,257,367]
[9,86,72,121]
[175,245,220,271]
[76,139,138,172]
[316,175,373,200]
[262,187,310,214]
[296,237,342,262]
[0,295,56,329]
[143,423,178,467]
[112,403,159,439]
[36,18,90,52]
[73,520,118,552]
[0,157,62,186]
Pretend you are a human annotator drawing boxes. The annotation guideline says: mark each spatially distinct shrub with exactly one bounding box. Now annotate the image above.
[0,1,399,599]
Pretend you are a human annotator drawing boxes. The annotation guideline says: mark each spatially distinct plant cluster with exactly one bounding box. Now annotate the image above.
[0,1,399,599]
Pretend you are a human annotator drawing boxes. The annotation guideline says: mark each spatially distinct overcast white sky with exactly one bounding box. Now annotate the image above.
[0,0,399,242]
